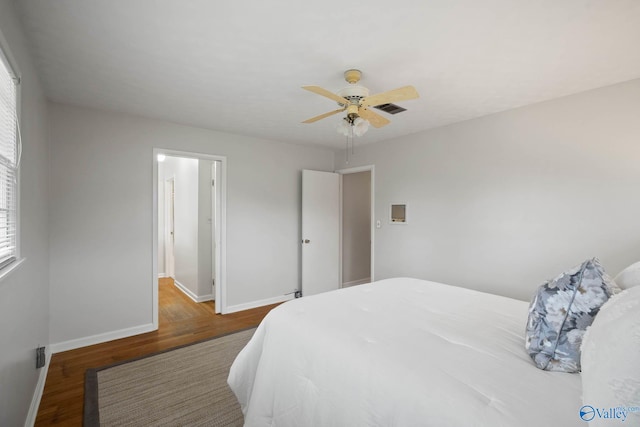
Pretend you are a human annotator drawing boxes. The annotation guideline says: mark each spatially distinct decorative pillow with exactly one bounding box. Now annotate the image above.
[581,286,640,425]
[525,258,619,373]
[614,261,640,290]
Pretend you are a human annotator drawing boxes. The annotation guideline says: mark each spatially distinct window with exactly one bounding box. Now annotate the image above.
[0,46,20,271]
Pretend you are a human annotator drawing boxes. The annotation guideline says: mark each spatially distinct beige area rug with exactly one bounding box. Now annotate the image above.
[84,328,255,426]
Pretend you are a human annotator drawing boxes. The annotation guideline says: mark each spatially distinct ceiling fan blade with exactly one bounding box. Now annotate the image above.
[358,107,391,128]
[360,85,419,108]
[302,86,350,105]
[302,108,345,124]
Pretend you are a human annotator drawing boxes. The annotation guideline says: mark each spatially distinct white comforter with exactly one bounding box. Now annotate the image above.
[228,278,584,426]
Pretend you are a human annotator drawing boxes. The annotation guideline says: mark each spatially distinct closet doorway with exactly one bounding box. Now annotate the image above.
[339,165,374,287]
[152,149,227,329]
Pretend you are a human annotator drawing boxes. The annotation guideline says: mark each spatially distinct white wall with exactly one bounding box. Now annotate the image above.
[335,79,640,301]
[157,160,165,276]
[342,171,371,284]
[0,1,50,425]
[162,156,199,296]
[48,103,334,346]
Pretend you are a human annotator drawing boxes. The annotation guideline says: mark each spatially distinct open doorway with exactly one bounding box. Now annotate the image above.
[339,165,374,287]
[152,149,227,329]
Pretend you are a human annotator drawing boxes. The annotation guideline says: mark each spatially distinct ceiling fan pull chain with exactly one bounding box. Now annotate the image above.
[349,125,354,161]
[345,133,350,164]
[351,125,355,156]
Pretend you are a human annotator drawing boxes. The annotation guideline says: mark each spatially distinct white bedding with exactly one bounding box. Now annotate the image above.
[228,278,585,426]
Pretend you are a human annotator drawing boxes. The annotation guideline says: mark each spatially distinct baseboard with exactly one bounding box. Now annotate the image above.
[158,273,167,278]
[173,280,213,303]
[24,346,51,427]
[195,293,214,302]
[342,277,371,288]
[225,294,294,314]
[50,323,156,354]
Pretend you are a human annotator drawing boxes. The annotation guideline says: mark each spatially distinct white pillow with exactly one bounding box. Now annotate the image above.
[580,286,640,425]
[614,261,640,289]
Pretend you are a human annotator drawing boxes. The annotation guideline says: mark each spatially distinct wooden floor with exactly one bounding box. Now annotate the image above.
[35,278,278,425]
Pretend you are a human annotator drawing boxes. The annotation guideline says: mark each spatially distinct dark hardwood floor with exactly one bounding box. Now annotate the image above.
[35,278,278,425]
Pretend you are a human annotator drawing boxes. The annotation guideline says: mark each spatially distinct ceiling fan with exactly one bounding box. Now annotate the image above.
[302,69,419,134]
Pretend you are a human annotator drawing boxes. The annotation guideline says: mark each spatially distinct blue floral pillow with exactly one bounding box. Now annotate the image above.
[525,258,619,373]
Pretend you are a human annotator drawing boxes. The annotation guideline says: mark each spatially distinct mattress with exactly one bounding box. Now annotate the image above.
[228,278,585,426]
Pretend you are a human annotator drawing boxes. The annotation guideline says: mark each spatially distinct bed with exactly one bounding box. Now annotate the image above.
[228,277,586,426]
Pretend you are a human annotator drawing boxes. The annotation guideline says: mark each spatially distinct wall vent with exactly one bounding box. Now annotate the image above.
[36,346,46,369]
[374,103,406,115]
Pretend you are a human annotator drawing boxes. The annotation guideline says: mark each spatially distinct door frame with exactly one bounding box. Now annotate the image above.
[211,161,222,313]
[336,165,375,286]
[152,148,228,329]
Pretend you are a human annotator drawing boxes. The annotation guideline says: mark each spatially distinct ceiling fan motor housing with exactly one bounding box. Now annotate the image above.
[337,85,370,106]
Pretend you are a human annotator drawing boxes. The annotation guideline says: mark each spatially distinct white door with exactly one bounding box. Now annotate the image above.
[165,177,175,278]
[302,170,340,297]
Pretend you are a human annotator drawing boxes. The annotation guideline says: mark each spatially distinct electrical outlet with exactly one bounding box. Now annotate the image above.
[294,290,302,298]
[36,346,46,369]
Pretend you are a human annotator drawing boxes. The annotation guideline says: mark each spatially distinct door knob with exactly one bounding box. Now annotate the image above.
[303,239,310,244]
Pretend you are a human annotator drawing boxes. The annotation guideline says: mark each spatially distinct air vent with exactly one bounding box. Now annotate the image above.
[374,103,406,115]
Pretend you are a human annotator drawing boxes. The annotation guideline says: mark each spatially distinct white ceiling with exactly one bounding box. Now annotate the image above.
[16,0,640,150]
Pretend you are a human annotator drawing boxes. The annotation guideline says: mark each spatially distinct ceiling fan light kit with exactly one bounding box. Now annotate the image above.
[337,116,369,137]
[352,117,369,137]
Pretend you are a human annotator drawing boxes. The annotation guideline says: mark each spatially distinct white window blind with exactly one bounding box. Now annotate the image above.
[0,49,19,270]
